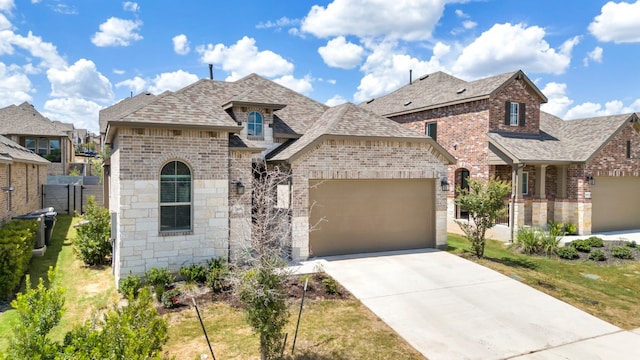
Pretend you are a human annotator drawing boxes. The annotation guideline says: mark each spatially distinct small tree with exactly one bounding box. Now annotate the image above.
[74,196,111,266]
[455,177,511,258]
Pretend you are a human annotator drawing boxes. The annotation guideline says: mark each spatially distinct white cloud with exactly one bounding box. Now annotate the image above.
[91,17,143,47]
[301,0,447,41]
[354,41,449,102]
[589,1,640,43]
[147,70,198,94]
[196,36,294,81]
[325,94,347,107]
[583,46,603,66]
[540,82,572,117]
[0,62,32,106]
[318,36,364,69]
[455,9,469,18]
[273,74,313,95]
[462,20,477,30]
[0,13,11,31]
[115,76,147,94]
[564,100,640,120]
[172,34,190,55]
[0,29,67,70]
[123,2,139,12]
[256,16,300,30]
[47,59,114,101]
[452,23,577,79]
[112,68,125,75]
[0,0,14,13]
[50,3,77,15]
[43,97,103,133]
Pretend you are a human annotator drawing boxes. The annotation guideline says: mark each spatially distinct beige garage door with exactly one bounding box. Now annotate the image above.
[592,177,640,232]
[308,179,435,257]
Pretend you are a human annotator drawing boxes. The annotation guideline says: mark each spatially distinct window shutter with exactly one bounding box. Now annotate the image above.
[505,101,510,125]
[519,103,526,126]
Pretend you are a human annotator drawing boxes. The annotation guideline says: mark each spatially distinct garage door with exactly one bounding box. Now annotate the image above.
[308,179,435,257]
[592,177,640,232]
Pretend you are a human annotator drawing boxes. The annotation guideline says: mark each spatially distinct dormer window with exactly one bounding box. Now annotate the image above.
[248,111,263,137]
[505,101,526,127]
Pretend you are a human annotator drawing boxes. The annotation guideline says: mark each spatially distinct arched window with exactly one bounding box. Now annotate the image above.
[248,111,263,137]
[160,161,191,231]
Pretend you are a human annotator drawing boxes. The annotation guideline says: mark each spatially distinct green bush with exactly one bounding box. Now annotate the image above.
[570,239,591,252]
[539,231,560,256]
[586,236,604,248]
[611,246,634,260]
[205,257,229,293]
[557,246,579,260]
[563,223,577,235]
[548,220,565,236]
[589,249,607,261]
[179,263,207,284]
[515,227,540,254]
[161,288,181,309]
[626,240,637,248]
[322,277,339,295]
[119,273,142,299]
[144,267,175,300]
[74,197,112,266]
[0,219,38,300]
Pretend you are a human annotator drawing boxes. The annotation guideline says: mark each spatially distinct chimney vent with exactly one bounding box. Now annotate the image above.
[209,64,213,80]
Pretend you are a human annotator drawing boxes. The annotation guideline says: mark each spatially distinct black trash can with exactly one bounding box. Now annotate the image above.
[30,208,57,246]
[13,213,45,249]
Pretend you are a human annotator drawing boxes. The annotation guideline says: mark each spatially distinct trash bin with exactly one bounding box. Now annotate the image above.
[30,208,57,246]
[13,213,45,249]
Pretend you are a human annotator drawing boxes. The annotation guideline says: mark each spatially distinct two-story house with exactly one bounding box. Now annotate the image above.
[101,73,455,285]
[361,70,640,238]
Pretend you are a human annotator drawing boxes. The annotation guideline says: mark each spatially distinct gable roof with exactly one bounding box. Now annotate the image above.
[0,135,49,165]
[268,102,455,163]
[99,92,156,134]
[360,70,547,117]
[0,102,67,137]
[486,112,638,164]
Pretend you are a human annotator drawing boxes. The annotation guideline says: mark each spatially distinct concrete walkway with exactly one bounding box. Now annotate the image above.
[294,250,640,360]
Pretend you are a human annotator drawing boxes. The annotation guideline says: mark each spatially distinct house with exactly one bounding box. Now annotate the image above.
[0,102,75,176]
[361,69,640,238]
[102,74,454,284]
[0,135,49,225]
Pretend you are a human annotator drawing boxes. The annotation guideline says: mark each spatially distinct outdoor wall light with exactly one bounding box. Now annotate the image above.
[235,180,245,195]
[440,177,450,192]
[586,175,595,185]
[1,186,14,192]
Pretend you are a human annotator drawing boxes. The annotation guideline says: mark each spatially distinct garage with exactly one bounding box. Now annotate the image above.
[591,176,640,232]
[308,179,435,257]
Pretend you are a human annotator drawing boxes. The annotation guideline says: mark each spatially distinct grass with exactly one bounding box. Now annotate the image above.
[164,299,424,360]
[0,215,118,352]
[447,233,640,329]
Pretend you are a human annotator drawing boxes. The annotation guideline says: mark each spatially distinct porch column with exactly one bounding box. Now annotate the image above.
[510,164,525,241]
[532,165,548,228]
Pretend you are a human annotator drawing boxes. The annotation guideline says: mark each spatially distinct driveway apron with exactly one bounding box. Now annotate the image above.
[318,249,635,360]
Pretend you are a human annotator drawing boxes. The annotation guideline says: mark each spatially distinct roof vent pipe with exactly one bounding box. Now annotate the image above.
[409,69,413,84]
[208,64,213,80]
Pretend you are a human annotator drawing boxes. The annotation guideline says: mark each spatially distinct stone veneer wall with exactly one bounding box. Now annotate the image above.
[112,127,234,284]
[288,138,450,259]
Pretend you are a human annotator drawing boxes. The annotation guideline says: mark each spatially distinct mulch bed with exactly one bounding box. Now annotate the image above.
[561,240,640,266]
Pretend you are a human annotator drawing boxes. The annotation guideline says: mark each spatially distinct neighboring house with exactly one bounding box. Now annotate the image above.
[102,74,454,284]
[0,102,74,176]
[0,135,49,225]
[361,69,640,238]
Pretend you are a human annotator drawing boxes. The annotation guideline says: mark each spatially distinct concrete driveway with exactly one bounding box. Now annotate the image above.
[298,249,640,360]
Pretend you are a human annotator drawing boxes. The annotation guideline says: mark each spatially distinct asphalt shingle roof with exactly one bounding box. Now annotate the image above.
[0,102,67,137]
[0,135,49,164]
[99,92,156,134]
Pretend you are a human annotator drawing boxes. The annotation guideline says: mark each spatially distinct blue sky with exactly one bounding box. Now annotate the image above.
[1,0,640,134]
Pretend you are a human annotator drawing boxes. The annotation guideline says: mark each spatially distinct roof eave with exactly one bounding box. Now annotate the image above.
[384,95,491,118]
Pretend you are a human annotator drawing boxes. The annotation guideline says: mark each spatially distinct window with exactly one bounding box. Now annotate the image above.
[37,138,48,156]
[248,111,263,137]
[160,161,192,232]
[26,137,60,162]
[521,171,529,195]
[25,138,36,152]
[627,140,631,158]
[505,101,526,127]
[425,122,437,140]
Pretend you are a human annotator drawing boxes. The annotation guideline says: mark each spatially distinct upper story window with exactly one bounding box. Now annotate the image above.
[160,160,192,232]
[425,122,437,140]
[248,111,263,138]
[25,137,61,162]
[505,101,526,127]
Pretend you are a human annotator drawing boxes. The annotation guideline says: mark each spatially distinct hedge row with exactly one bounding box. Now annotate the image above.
[0,219,38,300]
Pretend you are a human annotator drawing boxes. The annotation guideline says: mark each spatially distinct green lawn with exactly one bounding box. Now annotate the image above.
[447,233,640,329]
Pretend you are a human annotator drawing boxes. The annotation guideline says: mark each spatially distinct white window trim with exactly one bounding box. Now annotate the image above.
[510,102,519,126]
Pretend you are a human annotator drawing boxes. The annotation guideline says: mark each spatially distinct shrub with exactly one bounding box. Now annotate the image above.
[161,288,181,309]
[586,236,604,248]
[119,273,142,299]
[515,227,541,255]
[589,249,607,261]
[206,257,229,293]
[626,240,637,248]
[144,267,175,300]
[74,197,112,266]
[179,263,208,284]
[611,246,634,260]
[570,239,591,252]
[322,277,339,295]
[548,220,565,236]
[557,246,579,260]
[563,223,577,235]
[539,231,560,256]
[0,219,38,300]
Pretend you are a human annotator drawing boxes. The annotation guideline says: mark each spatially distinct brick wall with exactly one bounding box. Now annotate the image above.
[489,79,542,134]
[587,121,640,176]
[0,162,47,225]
